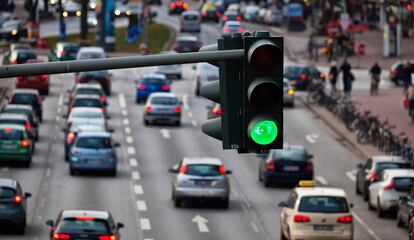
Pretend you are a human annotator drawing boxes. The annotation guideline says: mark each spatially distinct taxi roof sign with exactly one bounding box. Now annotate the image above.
[298,180,316,187]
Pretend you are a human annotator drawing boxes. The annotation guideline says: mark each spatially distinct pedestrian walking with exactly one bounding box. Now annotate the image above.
[369,62,381,96]
[328,60,338,93]
[340,59,353,97]
[402,60,412,92]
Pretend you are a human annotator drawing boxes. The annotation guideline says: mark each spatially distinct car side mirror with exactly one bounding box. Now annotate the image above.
[45,219,54,227]
[117,222,125,229]
[278,201,287,208]
[114,142,121,148]
[357,163,363,169]
[225,170,232,175]
[24,192,32,198]
[168,167,178,174]
[399,195,409,203]
[307,154,314,159]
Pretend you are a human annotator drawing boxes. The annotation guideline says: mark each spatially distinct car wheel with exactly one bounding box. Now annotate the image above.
[175,121,181,127]
[280,227,288,240]
[368,198,374,210]
[377,199,385,218]
[174,198,182,208]
[177,74,182,79]
[264,180,271,188]
[69,168,76,176]
[109,169,117,177]
[397,212,405,228]
[222,198,229,209]
[144,119,149,125]
[35,133,39,141]
[16,223,25,235]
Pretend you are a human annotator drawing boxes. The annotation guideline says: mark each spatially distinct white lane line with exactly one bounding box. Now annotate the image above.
[58,93,63,106]
[353,212,382,240]
[136,200,147,211]
[160,129,171,139]
[46,168,51,177]
[346,170,357,182]
[132,171,140,180]
[140,218,151,230]
[122,110,128,116]
[123,118,130,125]
[192,215,209,233]
[57,107,61,114]
[192,120,197,127]
[183,94,189,110]
[127,147,136,155]
[124,127,131,134]
[251,221,260,233]
[134,185,144,195]
[188,112,193,118]
[305,133,319,144]
[231,189,239,197]
[38,215,42,221]
[144,239,154,240]
[126,136,134,144]
[316,176,328,186]
[129,158,138,167]
[241,203,248,213]
[119,93,127,109]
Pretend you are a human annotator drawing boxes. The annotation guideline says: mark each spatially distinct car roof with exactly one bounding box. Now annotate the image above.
[4,104,33,110]
[70,107,103,113]
[142,73,166,79]
[0,113,28,120]
[295,187,347,197]
[177,36,198,41]
[12,88,40,95]
[57,42,79,47]
[70,124,106,132]
[78,46,105,52]
[0,178,17,188]
[149,92,176,98]
[77,131,111,138]
[372,155,404,163]
[73,94,100,99]
[182,157,222,166]
[61,210,109,220]
[381,169,414,176]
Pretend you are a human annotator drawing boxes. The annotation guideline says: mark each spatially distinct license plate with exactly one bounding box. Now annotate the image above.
[284,166,299,171]
[195,181,211,186]
[28,76,37,80]
[183,47,191,51]
[313,225,333,231]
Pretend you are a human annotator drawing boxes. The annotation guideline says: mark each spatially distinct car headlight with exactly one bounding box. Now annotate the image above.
[11,29,17,35]
[126,10,131,15]
[76,11,81,17]
[115,10,121,16]
[92,19,98,25]
[90,3,96,9]
[63,11,68,17]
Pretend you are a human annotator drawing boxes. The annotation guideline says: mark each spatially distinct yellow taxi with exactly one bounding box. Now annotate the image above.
[279,181,353,240]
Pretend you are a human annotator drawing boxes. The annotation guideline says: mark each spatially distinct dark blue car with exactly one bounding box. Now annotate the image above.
[135,74,170,103]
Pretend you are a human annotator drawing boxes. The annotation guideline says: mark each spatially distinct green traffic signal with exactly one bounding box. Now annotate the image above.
[249,119,278,145]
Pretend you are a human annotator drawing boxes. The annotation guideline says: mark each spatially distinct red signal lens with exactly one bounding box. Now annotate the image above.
[408,4,412,11]
[248,41,281,72]
[176,1,182,6]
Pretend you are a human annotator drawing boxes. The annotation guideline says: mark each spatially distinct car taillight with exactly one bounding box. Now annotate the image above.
[383,181,394,190]
[170,2,175,9]
[14,195,22,204]
[60,50,66,56]
[266,161,275,171]
[367,172,377,182]
[391,69,398,75]
[320,73,325,79]
[67,132,75,144]
[337,215,353,223]
[8,96,12,103]
[174,106,181,113]
[306,162,313,173]
[219,165,225,175]
[100,96,106,103]
[176,1,182,6]
[76,76,83,82]
[41,74,48,80]
[161,85,170,91]
[294,214,310,223]
[223,27,230,32]
[53,233,71,239]
[236,16,241,21]
[145,106,152,112]
[216,12,221,17]
[137,84,145,90]
[213,107,222,115]
[101,107,105,113]
[99,236,117,240]
[300,74,307,80]
[201,12,207,16]
[68,107,72,113]
[12,59,18,64]
[183,3,188,10]
[180,164,187,173]
[222,16,228,21]
[172,44,180,50]
[5,128,12,133]
[21,139,30,148]
[25,122,31,131]
[238,27,244,32]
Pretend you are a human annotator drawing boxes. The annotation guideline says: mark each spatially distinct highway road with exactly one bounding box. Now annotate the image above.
[0,4,407,240]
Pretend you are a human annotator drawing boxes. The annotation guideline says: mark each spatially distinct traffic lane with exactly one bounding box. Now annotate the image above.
[36,72,142,239]
[282,98,406,240]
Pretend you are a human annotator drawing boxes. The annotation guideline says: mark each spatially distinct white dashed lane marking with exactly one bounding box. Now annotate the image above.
[129,158,138,167]
[188,112,193,118]
[353,212,382,240]
[123,118,130,125]
[126,136,134,144]
[119,93,127,109]
[346,170,357,182]
[58,93,63,106]
[251,221,260,233]
[315,176,328,186]
[127,147,136,155]
[136,200,147,211]
[192,120,197,127]
[124,127,131,134]
[140,218,151,230]
[122,110,128,116]
[134,185,144,195]
[132,171,140,180]
[183,94,189,110]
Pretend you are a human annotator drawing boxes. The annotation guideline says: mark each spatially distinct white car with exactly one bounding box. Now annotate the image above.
[76,46,106,60]
[368,169,414,217]
[194,62,219,96]
[279,181,353,240]
[67,107,106,130]
[222,21,244,36]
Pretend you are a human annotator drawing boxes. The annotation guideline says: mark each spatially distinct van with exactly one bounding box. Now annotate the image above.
[180,11,201,32]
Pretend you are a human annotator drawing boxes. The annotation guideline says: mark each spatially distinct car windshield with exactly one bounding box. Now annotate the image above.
[376,162,410,173]
[151,97,178,105]
[298,196,349,213]
[142,77,166,85]
[63,46,79,53]
[79,71,107,78]
[226,15,238,20]
[73,99,102,108]
[186,164,222,176]
[0,129,23,140]
[184,15,198,20]
[3,109,30,116]
[2,21,18,28]
[76,88,102,96]
[11,94,37,105]
[0,187,15,199]
[271,149,306,161]
[75,137,112,149]
[71,111,103,119]
[56,218,109,234]
[79,52,104,59]
[393,177,414,192]
[0,119,26,126]
[17,52,37,62]
[285,67,303,77]
[177,40,197,46]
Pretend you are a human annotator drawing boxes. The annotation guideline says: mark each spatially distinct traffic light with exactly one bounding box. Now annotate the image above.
[243,32,283,153]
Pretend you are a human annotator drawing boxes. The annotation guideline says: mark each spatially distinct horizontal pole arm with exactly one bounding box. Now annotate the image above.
[0,49,244,78]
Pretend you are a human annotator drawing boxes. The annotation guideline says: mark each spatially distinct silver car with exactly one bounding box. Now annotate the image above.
[169,157,232,208]
[143,93,181,126]
[155,52,182,79]
[180,11,201,32]
[283,78,295,107]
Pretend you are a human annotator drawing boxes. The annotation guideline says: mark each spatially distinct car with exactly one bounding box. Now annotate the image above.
[284,65,326,90]
[66,107,107,135]
[227,3,241,14]
[63,0,81,16]
[114,2,128,17]
[143,92,182,126]
[279,181,353,240]
[2,43,32,65]
[207,103,221,119]
[9,89,43,122]
[0,113,38,143]
[69,131,119,176]
[0,125,32,167]
[76,46,106,60]
[0,178,32,234]
[389,60,414,86]
[15,59,50,95]
[2,105,39,133]
[75,70,112,95]
[65,124,107,161]
[87,11,97,28]
[263,9,283,26]
[194,62,219,96]
[221,11,242,26]
[171,36,201,53]
[0,20,28,41]
[155,64,182,80]
[8,49,37,65]
[180,11,201,32]
[243,5,260,22]
[257,7,268,23]
[135,74,170,103]
[201,2,220,22]
[397,187,414,228]
[356,155,409,201]
[68,83,108,106]
[222,20,244,36]
[258,146,313,187]
[67,94,106,116]
[45,210,124,239]
[168,157,232,208]
[283,78,295,107]
[126,3,141,16]
[169,0,188,15]
[368,169,414,217]
[49,42,80,62]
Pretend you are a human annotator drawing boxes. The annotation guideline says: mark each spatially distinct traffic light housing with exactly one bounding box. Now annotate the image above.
[243,33,283,153]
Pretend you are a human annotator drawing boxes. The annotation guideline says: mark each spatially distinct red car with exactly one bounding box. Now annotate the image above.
[15,60,49,95]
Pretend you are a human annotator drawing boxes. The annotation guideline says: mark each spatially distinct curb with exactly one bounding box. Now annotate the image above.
[162,23,177,52]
